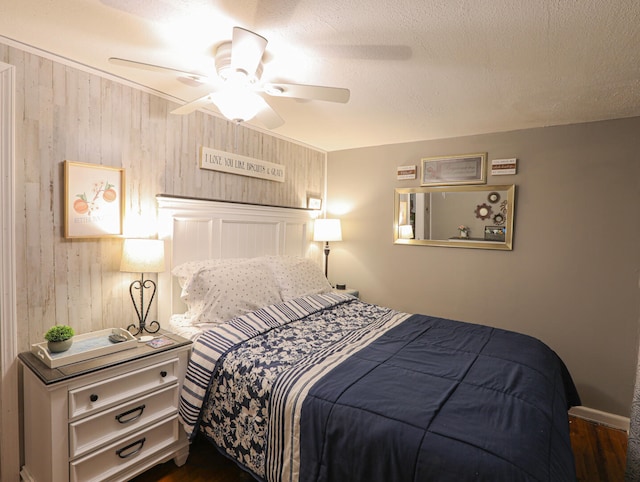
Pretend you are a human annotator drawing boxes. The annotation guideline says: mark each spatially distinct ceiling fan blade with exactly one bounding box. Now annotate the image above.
[263,82,350,103]
[253,96,285,129]
[231,27,268,78]
[171,94,216,115]
[109,57,209,84]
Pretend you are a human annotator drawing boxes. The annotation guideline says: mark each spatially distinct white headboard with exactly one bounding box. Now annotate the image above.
[156,195,319,324]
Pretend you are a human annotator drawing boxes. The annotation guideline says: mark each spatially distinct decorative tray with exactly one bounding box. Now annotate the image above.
[31,328,138,368]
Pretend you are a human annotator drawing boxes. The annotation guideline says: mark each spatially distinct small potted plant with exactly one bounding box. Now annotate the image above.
[458,225,469,238]
[44,325,75,353]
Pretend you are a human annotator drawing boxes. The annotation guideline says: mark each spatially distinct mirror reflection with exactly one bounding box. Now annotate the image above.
[394,184,515,250]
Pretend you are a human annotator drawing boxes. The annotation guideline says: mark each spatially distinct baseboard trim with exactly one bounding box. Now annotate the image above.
[20,465,34,482]
[570,406,630,432]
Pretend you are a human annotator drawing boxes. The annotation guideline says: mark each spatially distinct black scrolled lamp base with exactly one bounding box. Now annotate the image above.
[323,242,331,278]
[126,274,161,336]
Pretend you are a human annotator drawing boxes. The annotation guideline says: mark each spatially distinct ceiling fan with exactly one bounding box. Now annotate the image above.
[109,27,350,129]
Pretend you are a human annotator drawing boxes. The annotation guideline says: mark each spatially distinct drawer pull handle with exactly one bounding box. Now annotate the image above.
[115,437,146,459]
[115,404,146,424]
[160,370,168,378]
[90,394,99,402]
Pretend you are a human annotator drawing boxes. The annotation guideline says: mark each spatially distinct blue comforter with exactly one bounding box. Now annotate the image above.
[179,294,579,482]
[294,313,580,481]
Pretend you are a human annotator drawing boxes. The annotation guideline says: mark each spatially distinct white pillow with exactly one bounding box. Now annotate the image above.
[172,257,252,287]
[265,256,332,301]
[180,259,282,325]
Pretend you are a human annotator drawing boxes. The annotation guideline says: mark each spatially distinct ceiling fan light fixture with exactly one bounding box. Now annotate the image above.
[212,85,263,123]
[117,26,348,127]
[216,40,263,84]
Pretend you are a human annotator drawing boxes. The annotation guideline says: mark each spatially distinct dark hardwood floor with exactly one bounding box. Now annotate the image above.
[131,434,253,482]
[569,416,628,482]
[132,416,628,481]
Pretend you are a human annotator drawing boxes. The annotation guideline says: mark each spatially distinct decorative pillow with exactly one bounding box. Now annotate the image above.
[172,257,252,287]
[265,256,332,301]
[180,259,282,325]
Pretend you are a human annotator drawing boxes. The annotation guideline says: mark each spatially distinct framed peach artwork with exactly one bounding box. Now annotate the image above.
[64,160,125,238]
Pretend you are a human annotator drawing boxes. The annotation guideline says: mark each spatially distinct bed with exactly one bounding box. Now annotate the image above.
[157,195,580,482]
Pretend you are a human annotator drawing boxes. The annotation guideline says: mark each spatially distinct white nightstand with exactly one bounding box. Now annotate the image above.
[19,331,192,482]
[334,288,359,299]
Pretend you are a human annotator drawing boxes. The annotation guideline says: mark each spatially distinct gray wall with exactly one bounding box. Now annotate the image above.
[327,117,640,417]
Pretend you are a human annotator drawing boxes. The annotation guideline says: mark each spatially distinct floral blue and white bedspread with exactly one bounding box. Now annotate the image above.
[178,291,402,478]
[179,293,579,482]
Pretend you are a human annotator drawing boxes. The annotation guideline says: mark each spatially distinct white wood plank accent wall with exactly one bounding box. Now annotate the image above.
[0,41,326,352]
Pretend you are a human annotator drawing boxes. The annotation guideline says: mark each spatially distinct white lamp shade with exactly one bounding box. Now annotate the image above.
[314,218,342,242]
[398,224,414,239]
[120,239,165,273]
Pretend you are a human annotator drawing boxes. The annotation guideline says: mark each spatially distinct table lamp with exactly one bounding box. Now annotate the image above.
[313,218,342,279]
[120,238,165,336]
[399,224,414,239]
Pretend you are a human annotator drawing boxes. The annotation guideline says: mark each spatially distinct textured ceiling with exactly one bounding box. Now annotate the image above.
[1,0,639,151]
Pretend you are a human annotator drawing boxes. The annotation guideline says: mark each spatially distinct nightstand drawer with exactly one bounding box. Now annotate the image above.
[69,384,179,458]
[69,357,179,419]
[70,416,180,482]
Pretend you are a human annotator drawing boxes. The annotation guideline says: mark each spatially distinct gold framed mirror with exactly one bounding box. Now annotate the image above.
[394,184,516,250]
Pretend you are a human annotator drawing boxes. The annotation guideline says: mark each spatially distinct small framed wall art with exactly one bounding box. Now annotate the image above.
[307,196,322,210]
[421,153,486,186]
[491,158,517,176]
[397,165,417,180]
[64,160,125,238]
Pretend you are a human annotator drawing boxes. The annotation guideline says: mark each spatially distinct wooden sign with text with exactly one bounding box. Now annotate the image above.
[200,146,286,182]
